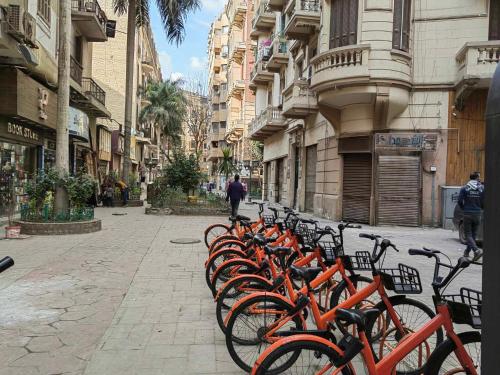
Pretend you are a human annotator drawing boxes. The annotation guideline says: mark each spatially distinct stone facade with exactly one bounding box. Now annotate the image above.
[247,0,499,226]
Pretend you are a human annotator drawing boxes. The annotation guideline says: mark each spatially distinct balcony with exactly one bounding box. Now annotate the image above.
[268,0,286,11]
[455,41,500,107]
[282,79,318,118]
[229,79,245,98]
[250,60,273,86]
[227,0,247,27]
[311,44,370,92]
[142,59,154,73]
[266,37,288,72]
[230,41,246,64]
[283,0,320,40]
[252,2,275,32]
[70,76,110,118]
[71,0,108,42]
[226,119,245,143]
[70,56,83,85]
[210,129,227,142]
[249,107,286,140]
[208,147,224,160]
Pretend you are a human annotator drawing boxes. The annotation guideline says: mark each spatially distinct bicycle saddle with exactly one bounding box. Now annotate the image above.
[264,245,292,257]
[236,214,251,221]
[253,234,272,246]
[335,308,380,331]
[289,265,322,283]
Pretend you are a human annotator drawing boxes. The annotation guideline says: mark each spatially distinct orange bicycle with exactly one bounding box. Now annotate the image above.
[251,249,481,375]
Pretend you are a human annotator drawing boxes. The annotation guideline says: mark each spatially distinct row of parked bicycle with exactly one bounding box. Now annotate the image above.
[203,202,482,374]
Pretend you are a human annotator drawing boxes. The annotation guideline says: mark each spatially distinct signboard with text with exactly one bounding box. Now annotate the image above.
[68,107,89,141]
[374,133,438,151]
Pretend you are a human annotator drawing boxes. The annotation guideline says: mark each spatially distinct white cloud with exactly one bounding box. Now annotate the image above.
[190,56,205,70]
[170,72,184,82]
[200,0,226,11]
[158,51,172,79]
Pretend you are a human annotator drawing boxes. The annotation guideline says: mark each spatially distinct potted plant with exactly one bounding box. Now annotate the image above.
[2,164,21,238]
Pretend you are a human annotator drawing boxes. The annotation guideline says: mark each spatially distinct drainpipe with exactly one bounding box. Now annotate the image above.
[482,62,500,372]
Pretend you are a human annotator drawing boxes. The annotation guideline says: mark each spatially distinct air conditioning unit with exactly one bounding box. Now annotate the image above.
[4,5,37,48]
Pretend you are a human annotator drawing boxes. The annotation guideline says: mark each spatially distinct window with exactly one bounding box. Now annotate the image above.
[212,103,219,110]
[222,25,229,34]
[222,45,229,57]
[38,0,51,25]
[330,0,358,49]
[490,0,500,40]
[220,121,227,128]
[221,64,227,72]
[220,102,227,109]
[393,0,411,51]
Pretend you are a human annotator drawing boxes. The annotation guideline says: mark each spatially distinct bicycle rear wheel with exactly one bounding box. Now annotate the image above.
[253,339,353,375]
[205,248,248,289]
[210,259,260,296]
[205,224,232,248]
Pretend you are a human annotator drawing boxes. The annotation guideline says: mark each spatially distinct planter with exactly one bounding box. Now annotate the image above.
[146,205,230,216]
[111,199,144,207]
[17,219,102,235]
[5,225,21,239]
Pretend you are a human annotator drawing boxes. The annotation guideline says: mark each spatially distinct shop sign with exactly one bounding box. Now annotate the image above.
[0,119,42,145]
[68,107,89,141]
[374,133,437,151]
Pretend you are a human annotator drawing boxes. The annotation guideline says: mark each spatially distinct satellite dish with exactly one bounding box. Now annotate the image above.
[17,44,38,66]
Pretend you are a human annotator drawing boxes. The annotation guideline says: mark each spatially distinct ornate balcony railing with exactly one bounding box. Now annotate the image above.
[311,44,370,75]
[456,41,500,81]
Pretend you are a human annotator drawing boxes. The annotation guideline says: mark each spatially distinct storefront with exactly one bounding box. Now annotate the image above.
[0,120,45,215]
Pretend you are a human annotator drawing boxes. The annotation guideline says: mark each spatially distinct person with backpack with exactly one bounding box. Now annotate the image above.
[458,172,484,261]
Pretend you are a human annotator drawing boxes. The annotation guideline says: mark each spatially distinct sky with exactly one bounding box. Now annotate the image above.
[149,0,226,82]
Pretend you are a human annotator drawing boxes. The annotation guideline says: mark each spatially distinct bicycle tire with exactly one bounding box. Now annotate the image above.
[205,224,232,248]
[365,297,444,375]
[424,331,481,375]
[329,275,374,333]
[210,238,247,256]
[225,293,304,373]
[210,258,260,296]
[205,248,248,290]
[216,275,273,333]
[253,339,354,375]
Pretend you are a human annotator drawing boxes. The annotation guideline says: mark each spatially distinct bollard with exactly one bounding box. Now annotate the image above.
[482,62,500,372]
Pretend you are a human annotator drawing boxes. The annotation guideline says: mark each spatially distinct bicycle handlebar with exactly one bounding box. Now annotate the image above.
[359,233,381,240]
[0,256,14,274]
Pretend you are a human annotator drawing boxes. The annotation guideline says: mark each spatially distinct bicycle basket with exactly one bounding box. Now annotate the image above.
[340,251,372,271]
[296,223,316,247]
[379,263,422,294]
[319,240,343,265]
[284,215,300,231]
[263,214,275,227]
[442,287,482,329]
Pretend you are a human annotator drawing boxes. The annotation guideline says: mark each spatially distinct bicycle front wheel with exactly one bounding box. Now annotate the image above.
[424,331,481,375]
[205,224,232,248]
[253,339,354,375]
[225,293,303,373]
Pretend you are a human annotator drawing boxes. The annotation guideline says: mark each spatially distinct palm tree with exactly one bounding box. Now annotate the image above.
[140,80,186,161]
[113,0,200,179]
[217,147,238,182]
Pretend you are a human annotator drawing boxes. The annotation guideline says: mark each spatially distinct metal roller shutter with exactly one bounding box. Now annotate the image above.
[342,154,372,223]
[305,145,317,212]
[277,158,284,203]
[377,155,421,226]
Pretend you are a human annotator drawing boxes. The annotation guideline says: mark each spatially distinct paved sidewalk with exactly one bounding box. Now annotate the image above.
[0,204,481,374]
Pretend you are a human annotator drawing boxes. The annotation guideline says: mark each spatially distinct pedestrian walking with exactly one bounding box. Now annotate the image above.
[458,171,484,261]
[115,179,129,206]
[226,174,246,218]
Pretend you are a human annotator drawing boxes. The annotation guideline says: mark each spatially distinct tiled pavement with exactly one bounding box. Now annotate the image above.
[0,204,481,374]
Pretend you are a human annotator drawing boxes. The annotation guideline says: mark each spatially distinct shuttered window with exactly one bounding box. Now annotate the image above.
[37,0,51,26]
[490,0,500,40]
[393,0,411,51]
[330,0,358,49]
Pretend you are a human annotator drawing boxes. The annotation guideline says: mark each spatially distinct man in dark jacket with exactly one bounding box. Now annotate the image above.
[226,174,246,217]
[458,172,484,260]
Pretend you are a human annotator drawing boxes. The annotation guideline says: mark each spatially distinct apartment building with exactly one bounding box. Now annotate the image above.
[207,14,229,188]
[207,0,258,190]
[249,0,500,227]
[0,0,112,213]
[92,3,162,183]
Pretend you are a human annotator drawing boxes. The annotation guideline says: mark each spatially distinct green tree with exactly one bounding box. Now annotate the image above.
[217,148,238,181]
[113,0,200,179]
[164,151,203,194]
[140,80,186,161]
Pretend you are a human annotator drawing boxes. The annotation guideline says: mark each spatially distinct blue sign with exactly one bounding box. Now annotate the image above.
[68,107,89,141]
